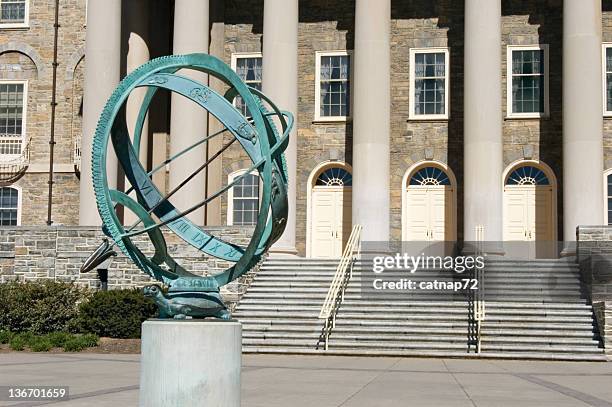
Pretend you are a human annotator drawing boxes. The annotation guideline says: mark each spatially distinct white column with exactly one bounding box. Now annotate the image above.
[263,0,298,254]
[563,0,604,242]
[463,0,504,244]
[79,0,121,225]
[352,0,391,242]
[169,0,209,225]
[124,0,150,225]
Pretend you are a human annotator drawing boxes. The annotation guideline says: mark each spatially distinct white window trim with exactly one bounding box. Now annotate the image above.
[230,52,263,112]
[0,79,28,158]
[604,168,612,225]
[227,169,260,226]
[0,0,29,29]
[0,185,22,226]
[314,50,353,122]
[506,45,550,119]
[602,43,612,117]
[409,47,450,120]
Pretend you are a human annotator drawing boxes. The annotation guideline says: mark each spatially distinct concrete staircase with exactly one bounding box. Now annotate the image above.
[234,257,606,361]
[480,259,605,360]
[234,258,337,353]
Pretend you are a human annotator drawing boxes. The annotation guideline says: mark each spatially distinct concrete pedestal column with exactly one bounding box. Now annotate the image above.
[79,0,121,225]
[563,0,604,243]
[263,0,299,254]
[124,0,150,226]
[139,320,241,407]
[169,0,209,225]
[463,0,504,245]
[352,0,391,242]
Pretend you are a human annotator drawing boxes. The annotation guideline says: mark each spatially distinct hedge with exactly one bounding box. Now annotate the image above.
[0,281,158,340]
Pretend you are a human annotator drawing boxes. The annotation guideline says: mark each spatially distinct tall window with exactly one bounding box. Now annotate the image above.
[607,171,612,225]
[409,48,450,119]
[228,171,259,226]
[0,187,19,226]
[0,81,26,156]
[0,0,28,26]
[507,46,549,118]
[603,44,612,116]
[231,53,262,117]
[315,51,351,121]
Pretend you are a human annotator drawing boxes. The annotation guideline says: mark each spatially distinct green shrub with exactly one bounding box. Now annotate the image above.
[0,330,12,344]
[63,337,87,352]
[77,289,157,339]
[0,281,86,335]
[9,335,25,351]
[29,337,52,352]
[46,332,71,348]
[80,333,99,348]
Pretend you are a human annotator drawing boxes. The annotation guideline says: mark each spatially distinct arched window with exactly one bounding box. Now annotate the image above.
[409,166,451,186]
[506,165,550,185]
[315,167,352,187]
[0,187,19,225]
[228,171,259,226]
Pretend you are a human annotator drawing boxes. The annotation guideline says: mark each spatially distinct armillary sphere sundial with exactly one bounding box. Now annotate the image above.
[81,53,292,320]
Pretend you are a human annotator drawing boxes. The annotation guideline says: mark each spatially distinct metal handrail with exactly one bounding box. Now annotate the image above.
[317,224,362,350]
[473,225,485,353]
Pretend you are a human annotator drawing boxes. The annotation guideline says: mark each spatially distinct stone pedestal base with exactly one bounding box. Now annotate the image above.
[139,319,241,407]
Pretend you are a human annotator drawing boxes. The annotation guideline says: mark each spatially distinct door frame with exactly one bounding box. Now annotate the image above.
[306,161,353,258]
[502,159,558,242]
[401,160,457,241]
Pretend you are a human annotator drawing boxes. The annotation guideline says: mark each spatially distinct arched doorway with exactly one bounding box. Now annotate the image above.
[307,162,352,258]
[402,162,457,242]
[503,161,557,257]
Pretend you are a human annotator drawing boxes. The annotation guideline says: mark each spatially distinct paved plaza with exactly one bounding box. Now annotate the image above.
[0,353,610,406]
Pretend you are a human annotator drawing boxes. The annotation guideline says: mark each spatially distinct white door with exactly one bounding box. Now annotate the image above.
[311,187,352,258]
[404,186,455,241]
[503,186,553,241]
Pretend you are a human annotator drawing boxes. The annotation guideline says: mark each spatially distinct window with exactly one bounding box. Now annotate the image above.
[506,166,550,186]
[230,53,262,117]
[507,45,549,118]
[0,0,28,27]
[409,48,450,119]
[603,44,612,116]
[605,170,612,225]
[409,166,451,186]
[315,51,351,121]
[315,167,352,187]
[0,187,19,225]
[0,81,26,156]
[228,171,259,226]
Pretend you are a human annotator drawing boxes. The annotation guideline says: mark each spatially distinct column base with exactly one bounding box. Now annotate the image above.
[139,319,241,407]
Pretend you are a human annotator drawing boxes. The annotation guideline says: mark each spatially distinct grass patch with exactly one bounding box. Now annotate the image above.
[3,332,99,352]
[0,330,13,344]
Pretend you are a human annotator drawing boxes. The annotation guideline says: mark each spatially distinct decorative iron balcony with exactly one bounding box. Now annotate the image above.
[73,134,81,176]
[0,136,30,184]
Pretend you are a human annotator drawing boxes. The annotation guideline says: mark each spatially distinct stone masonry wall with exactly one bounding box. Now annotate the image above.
[0,226,257,305]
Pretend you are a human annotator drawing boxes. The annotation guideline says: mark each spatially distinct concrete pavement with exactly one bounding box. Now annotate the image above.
[0,353,610,406]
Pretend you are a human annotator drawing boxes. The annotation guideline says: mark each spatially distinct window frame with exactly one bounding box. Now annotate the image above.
[0,0,29,29]
[0,79,28,158]
[314,50,353,122]
[506,45,550,119]
[409,47,450,120]
[230,52,263,116]
[0,185,21,226]
[227,169,261,226]
[602,43,612,117]
[604,169,612,225]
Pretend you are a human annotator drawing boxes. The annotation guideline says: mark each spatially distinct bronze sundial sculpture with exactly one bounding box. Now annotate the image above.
[81,53,291,320]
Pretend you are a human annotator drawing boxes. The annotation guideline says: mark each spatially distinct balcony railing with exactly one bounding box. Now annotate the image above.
[73,134,81,175]
[0,136,29,184]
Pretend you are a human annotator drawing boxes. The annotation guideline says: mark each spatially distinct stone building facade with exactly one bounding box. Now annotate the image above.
[0,0,611,259]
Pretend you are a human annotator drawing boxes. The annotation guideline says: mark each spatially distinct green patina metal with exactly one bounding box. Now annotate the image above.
[81,53,291,320]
